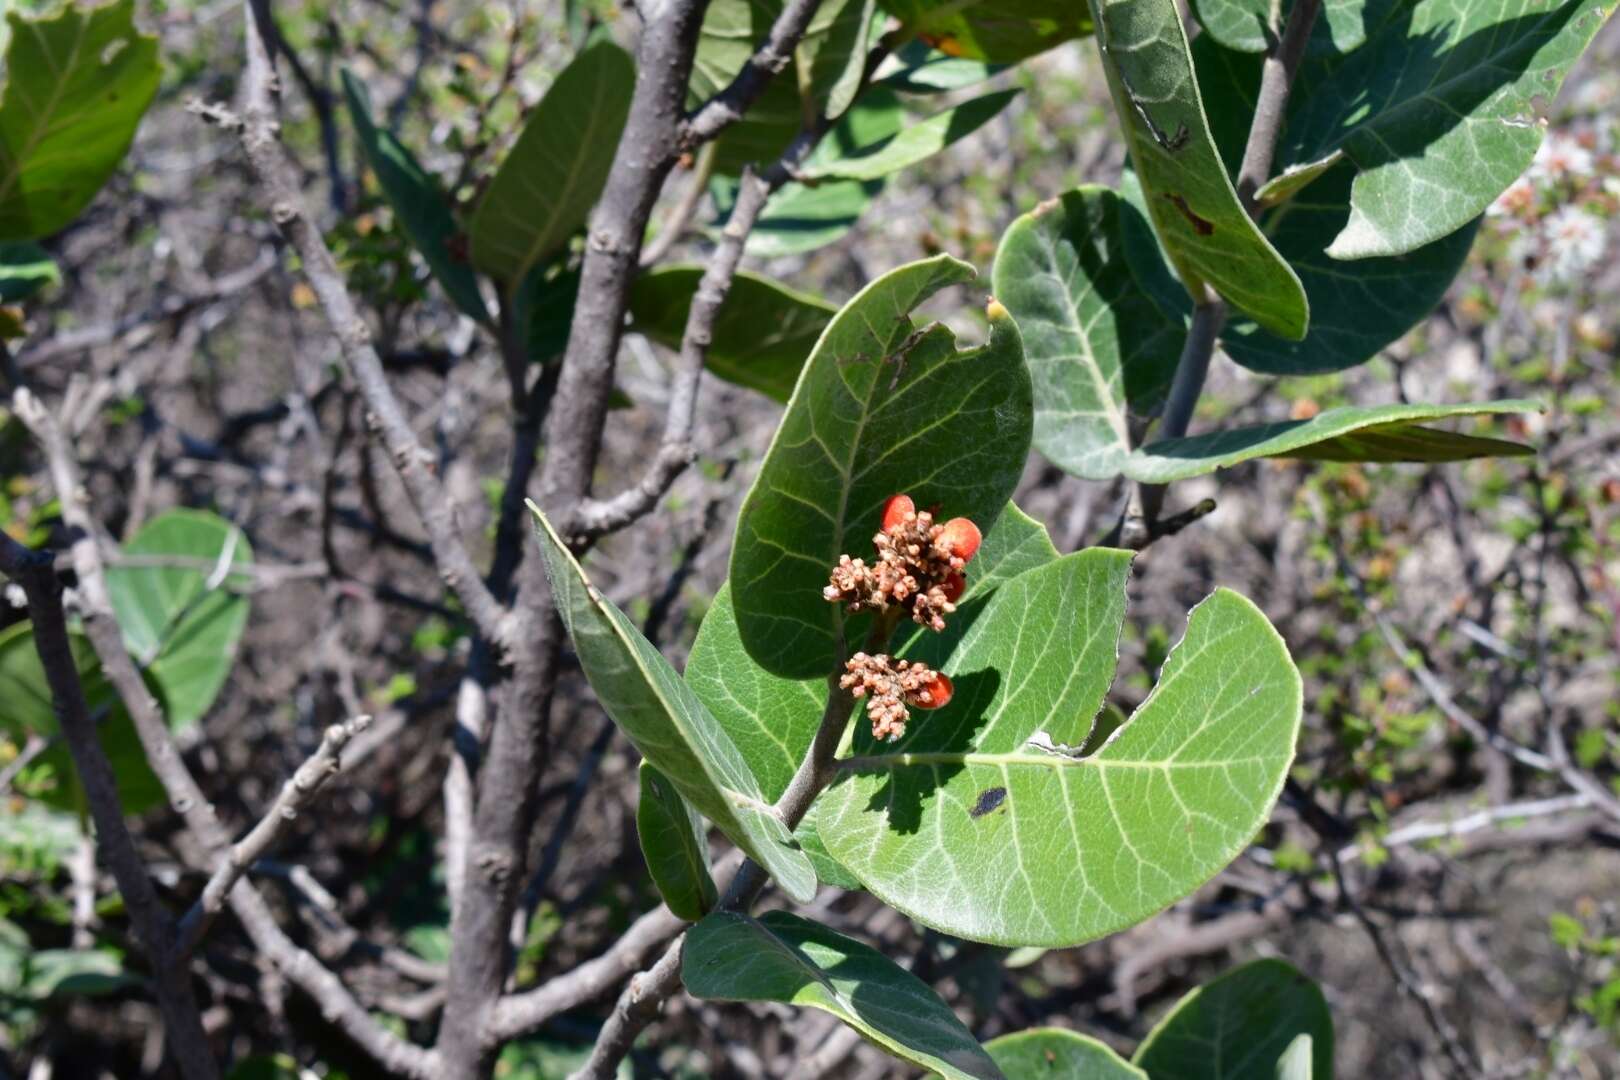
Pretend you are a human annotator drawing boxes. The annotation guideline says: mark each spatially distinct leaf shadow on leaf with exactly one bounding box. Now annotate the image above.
[1286,4,1589,171]
[853,666,1001,835]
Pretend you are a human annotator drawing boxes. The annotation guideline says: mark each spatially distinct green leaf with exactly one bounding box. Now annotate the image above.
[1191,44,1479,375]
[342,71,488,323]
[876,40,1001,93]
[794,803,863,889]
[637,762,718,921]
[0,0,160,241]
[1275,1035,1315,1080]
[728,254,1032,679]
[684,910,1005,1079]
[1278,0,1616,258]
[992,186,1182,480]
[105,509,254,732]
[628,267,836,403]
[986,1029,1146,1079]
[711,173,881,257]
[819,569,1302,947]
[470,37,634,284]
[0,241,58,302]
[690,0,877,174]
[1087,0,1307,338]
[1190,0,1368,56]
[25,948,136,998]
[1123,401,1537,484]
[514,264,580,365]
[0,622,163,814]
[802,89,1020,181]
[880,0,1094,62]
[1132,959,1334,1079]
[531,506,817,903]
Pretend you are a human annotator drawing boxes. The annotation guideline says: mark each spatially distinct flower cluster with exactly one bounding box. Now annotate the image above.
[1487,125,1617,288]
[822,494,982,632]
[839,652,954,742]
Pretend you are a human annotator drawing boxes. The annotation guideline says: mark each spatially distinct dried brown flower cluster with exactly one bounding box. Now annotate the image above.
[840,652,954,742]
[822,494,981,632]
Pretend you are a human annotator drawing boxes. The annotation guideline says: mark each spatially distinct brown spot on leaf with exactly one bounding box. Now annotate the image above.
[1163,193,1214,236]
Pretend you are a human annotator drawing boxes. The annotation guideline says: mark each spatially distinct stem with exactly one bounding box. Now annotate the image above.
[1156,293,1226,443]
[1235,0,1324,211]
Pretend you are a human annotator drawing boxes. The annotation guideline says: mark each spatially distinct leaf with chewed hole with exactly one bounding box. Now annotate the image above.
[533,506,817,903]
[684,910,1005,1078]
[1086,0,1306,338]
[819,564,1301,947]
[729,254,1031,680]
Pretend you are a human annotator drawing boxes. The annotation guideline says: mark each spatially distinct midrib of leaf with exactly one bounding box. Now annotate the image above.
[0,19,90,209]
[837,750,1282,769]
[498,61,619,290]
[1046,228,1129,449]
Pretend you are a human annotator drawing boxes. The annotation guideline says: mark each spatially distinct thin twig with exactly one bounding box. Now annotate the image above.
[175,714,374,954]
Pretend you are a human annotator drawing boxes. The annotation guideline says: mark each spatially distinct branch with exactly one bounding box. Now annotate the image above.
[680,0,827,149]
[188,2,509,649]
[175,714,374,955]
[0,534,218,1080]
[1235,0,1324,210]
[12,384,433,1077]
[639,142,717,269]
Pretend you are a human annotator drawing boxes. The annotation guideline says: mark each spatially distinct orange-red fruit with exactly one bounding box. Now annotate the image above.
[941,573,966,604]
[881,493,916,532]
[938,518,981,562]
[906,673,954,710]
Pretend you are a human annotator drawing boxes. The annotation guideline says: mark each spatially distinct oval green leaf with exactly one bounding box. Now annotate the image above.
[532,505,817,903]
[986,1028,1146,1079]
[1132,959,1334,1079]
[105,510,254,732]
[1279,0,1616,259]
[820,564,1302,947]
[470,37,634,284]
[1123,400,1538,484]
[342,71,489,323]
[684,910,1005,1079]
[0,0,160,241]
[1087,0,1307,338]
[729,254,1032,680]
[636,762,718,921]
[880,0,1094,62]
[993,186,1183,480]
[802,89,1021,182]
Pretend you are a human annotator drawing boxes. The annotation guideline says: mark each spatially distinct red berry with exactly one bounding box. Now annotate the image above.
[941,573,965,603]
[937,518,981,562]
[906,672,954,710]
[881,494,916,532]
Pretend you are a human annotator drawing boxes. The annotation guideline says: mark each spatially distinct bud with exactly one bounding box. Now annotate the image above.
[941,573,965,604]
[937,518,981,563]
[881,493,917,532]
[905,672,954,710]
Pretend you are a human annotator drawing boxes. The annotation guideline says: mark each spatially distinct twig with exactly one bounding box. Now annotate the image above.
[679,0,828,149]
[175,714,374,954]
[1234,0,1324,210]
[639,142,717,269]
[190,1,509,650]
[0,531,218,1080]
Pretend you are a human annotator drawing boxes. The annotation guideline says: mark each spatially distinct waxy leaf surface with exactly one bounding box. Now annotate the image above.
[820,567,1301,947]
[470,38,634,284]
[1278,0,1616,258]
[729,254,1031,679]
[343,72,488,323]
[1132,959,1334,1079]
[533,507,817,902]
[986,1028,1146,1079]
[993,186,1183,480]
[636,763,718,921]
[684,910,1004,1079]
[106,510,254,732]
[1124,401,1536,483]
[1086,0,1307,338]
[0,0,159,241]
